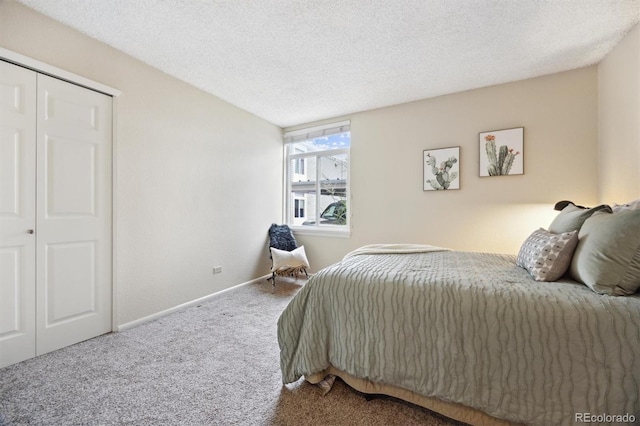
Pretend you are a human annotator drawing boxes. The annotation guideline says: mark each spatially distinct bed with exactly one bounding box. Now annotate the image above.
[277,204,640,425]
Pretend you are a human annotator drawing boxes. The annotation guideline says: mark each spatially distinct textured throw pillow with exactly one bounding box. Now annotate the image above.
[516,228,579,281]
[548,204,612,233]
[570,209,640,296]
[270,245,310,272]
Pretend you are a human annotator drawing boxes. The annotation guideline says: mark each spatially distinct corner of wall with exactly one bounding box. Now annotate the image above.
[597,23,640,203]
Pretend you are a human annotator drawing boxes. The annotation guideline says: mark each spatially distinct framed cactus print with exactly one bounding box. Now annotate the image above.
[424,146,460,191]
[479,127,524,177]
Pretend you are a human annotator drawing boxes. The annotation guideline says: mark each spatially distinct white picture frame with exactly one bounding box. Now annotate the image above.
[479,127,524,177]
[423,146,460,191]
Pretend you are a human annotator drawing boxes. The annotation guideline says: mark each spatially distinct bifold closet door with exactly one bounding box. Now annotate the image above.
[36,73,112,356]
[0,60,112,368]
[0,61,37,367]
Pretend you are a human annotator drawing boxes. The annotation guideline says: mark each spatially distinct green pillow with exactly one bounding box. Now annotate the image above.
[548,204,612,233]
[570,209,640,296]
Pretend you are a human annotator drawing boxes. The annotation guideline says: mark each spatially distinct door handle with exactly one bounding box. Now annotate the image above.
[27,229,34,234]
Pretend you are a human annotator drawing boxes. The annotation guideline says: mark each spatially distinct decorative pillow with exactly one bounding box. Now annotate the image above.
[612,198,640,213]
[270,245,310,272]
[570,209,640,296]
[548,204,612,233]
[516,228,579,281]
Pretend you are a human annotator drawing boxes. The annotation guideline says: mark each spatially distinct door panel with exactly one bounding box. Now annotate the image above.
[46,135,97,216]
[36,74,112,356]
[0,61,36,368]
[45,242,96,325]
[0,247,23,334]
[45,95,99,131]
[0,130,21,215]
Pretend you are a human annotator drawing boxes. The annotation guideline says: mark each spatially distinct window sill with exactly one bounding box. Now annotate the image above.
[290,226,351,238]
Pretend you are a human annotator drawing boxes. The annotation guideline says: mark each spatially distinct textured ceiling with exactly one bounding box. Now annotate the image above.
[16,0,640,127]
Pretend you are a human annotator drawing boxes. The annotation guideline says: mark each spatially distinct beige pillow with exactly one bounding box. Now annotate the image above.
[570,209,640,296]
[548,204,612,233]
[516,228,578,281]
[270,245,310,272]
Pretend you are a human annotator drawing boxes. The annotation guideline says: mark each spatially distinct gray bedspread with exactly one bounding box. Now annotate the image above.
[277,250,640,425]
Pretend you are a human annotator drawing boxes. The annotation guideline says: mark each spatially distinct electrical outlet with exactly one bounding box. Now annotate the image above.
[213,266,223,274]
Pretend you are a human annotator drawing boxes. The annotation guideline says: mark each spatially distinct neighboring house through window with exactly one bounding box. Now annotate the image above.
[284,121,350,235]
[294,199,305,218]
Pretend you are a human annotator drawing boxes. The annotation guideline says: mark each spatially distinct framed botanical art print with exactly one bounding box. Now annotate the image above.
[479,127,524,177]
[424,146,460,191]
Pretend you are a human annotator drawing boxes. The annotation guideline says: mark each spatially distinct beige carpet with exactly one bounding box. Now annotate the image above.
[0,276,463,425]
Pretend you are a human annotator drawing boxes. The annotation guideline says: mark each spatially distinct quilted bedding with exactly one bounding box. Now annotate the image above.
[277,249,640,425]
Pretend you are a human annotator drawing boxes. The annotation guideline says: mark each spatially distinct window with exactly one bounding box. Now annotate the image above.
[284,121,350,234]
[294,199,305,218]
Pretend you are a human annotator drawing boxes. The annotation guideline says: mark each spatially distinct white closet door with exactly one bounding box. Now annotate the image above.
[0,61,37,367]
[36,74,112,355]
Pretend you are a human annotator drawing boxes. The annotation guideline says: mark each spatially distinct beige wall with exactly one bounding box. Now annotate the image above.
[295,67,600,270]
[0,1,283,325]
[598,24,640,203]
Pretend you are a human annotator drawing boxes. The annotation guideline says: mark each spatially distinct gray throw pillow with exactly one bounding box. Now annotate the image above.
[516,228,579,281]
[570,209,640,296]
[548,204,612,233]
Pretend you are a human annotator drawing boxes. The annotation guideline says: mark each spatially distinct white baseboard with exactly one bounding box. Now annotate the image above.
[116,274,271,332]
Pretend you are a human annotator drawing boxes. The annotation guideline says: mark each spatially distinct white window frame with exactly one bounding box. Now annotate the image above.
[284,121,351,237]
